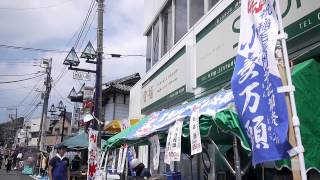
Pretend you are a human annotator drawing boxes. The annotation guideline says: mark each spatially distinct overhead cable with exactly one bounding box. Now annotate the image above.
[0,73,45,84]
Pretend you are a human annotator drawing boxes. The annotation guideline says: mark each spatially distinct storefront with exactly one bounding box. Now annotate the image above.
[123,0,320,179]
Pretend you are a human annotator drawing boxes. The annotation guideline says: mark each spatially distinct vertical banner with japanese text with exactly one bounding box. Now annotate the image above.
[231,0,290,165]
[190,108,202,155]
[169,120,183,162]
[88,129,99,180]
[164,126,174,164]
[149,135,160,170]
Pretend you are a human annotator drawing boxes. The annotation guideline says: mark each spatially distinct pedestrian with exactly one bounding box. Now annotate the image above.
[5,154,12,172]
[48,144,70,180]
[130,158,151,178]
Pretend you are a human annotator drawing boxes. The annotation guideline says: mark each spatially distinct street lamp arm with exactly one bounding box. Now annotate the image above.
[68,66,96,73]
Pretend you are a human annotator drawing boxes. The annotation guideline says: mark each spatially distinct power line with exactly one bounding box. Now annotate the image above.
[17,80,42,107]
[0,0,73,11]
[79,6,97,50]
[74,0,96,49]
[0,44,69,53]
[0,71,41,77]
[0,73,45,84]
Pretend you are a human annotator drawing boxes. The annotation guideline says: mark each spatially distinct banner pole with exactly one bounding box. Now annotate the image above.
[274,0,307,179]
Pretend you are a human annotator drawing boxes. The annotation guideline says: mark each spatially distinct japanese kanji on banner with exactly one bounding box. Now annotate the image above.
[119,145,128,173]
[169,120,183,162]
[231,0,291,165]
[88,129,99,180]
[117,146,124,173]
[190,108,202,155]
[164,125,174,164]
[149,135,160,170]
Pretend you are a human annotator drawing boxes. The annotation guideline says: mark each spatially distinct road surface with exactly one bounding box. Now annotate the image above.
[0,169,34,180]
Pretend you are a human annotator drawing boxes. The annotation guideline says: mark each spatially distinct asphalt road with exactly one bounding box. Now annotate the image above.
[0,169,34,180]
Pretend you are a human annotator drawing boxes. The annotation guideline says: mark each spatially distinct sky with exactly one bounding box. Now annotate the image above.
[0,0,146,123]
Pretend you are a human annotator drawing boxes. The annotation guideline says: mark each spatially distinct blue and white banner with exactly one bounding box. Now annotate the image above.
[231,0,290,165]
[126,89,234,140]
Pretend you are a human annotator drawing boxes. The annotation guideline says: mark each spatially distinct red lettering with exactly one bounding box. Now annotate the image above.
[248,0,265,14]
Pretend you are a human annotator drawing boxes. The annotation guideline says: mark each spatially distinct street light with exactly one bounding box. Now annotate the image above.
[49,101,67,142]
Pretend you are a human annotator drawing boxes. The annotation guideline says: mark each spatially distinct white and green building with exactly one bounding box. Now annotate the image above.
[130,0,320,119]
[128,0,320,178]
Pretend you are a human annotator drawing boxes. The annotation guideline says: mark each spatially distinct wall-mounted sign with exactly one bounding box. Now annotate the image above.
[141,47,190,113]
[196,0,320,88]
[84,86,94,101]
[73,71,91,81]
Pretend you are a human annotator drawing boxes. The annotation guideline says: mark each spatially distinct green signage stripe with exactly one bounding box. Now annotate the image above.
[141,85,189,113]
[196,0,240,43]
[197,57,236,87]
[285,8,320,41]
[197,8,320,88]
[142,46,186,87]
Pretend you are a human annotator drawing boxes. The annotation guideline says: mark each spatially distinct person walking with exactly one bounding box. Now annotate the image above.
[48,144,70,180]
[5,154,12,172]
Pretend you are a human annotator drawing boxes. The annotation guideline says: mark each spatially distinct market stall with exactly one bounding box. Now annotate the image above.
[102,90,252,179]
[102,59,320,179]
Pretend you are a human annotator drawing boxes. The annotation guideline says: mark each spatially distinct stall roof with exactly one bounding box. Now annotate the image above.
[61,132,89,150]
[276,58,320,172]
[102,89,250,152]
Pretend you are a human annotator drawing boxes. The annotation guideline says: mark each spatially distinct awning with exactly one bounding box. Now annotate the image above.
[103,120,122,133]
[103,119,141,134]
[102,90,250,152]
[61,132,89,150]
[276,58,320,172]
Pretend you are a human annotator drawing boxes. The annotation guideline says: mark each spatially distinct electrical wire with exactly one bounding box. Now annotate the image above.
[17,80,42,107]
[53,86,73,105]
[0,73,45,84]
[0,44,69,53]
[0,0,73,11]
[79,6,97,50]
[0,71,41,77]
[74,0,96,49]
[53,0,96,87]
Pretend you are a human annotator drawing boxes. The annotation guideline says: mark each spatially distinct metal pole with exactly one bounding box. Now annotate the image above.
[274,1,307,180]
[94,0,104,147]
[61,107,66,142]
[38,58,52,151]
[233,136,241,180]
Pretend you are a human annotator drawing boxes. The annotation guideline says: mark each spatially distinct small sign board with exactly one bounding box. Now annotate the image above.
[73,71,91,81]
[83,86,94,100]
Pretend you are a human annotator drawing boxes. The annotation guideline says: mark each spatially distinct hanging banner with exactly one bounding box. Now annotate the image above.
[128,89,234,140]
[149,135,160,170]
[117,146,124,173]
[231,0,290,165]
[119,145,128,173]
[88,129,99,180]
[169,120,183,162]
[111,151,116,173]
[164,126,174,164]
[190,107,202,155]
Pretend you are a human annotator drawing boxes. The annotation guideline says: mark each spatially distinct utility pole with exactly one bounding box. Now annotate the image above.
[94,0,104,146]
[37,58,52,151]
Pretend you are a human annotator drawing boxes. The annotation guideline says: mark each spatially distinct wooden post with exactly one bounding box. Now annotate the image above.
[276,41,302,180]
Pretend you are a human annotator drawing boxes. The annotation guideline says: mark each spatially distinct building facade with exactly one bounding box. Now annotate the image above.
[128,0,320,179]
[130,0,320,118]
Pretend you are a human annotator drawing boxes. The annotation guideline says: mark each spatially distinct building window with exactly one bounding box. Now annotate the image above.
[189,0,204,27]
[208,0,220,9]
[162,1,173,56]
[146,30,152,72]
[175,0,187,43]
[152,19,160,65]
